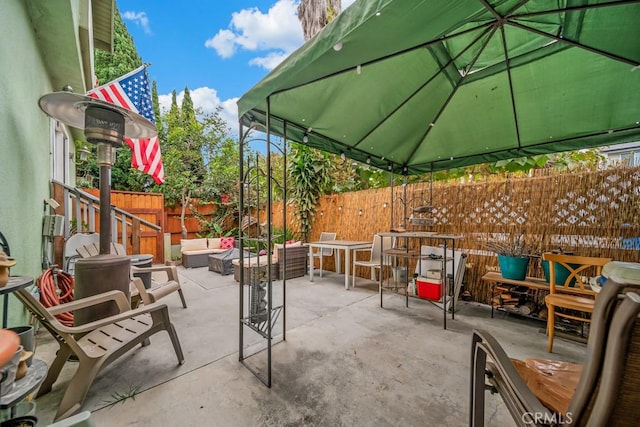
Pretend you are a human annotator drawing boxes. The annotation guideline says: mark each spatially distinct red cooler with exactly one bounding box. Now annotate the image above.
[416,277,442,301]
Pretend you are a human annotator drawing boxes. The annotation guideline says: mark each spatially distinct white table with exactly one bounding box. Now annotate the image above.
[308,240,372,290]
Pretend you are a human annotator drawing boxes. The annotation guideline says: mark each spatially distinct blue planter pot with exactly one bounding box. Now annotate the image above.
[498,255,530,281]
[541,260,578,286]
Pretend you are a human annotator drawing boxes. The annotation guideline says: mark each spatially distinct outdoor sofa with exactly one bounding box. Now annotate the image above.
[180,237,236,268]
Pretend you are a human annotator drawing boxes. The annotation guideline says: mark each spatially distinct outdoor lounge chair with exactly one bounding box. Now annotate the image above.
[469,267,640,426]
[130,265,187,308]
[77,243,187,309]
[14,287,184,421]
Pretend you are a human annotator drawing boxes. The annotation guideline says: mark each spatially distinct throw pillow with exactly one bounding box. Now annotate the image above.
[220,237,235,249]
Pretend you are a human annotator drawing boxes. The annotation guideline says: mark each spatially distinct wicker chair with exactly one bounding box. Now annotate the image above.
[470,263,640,426]
[233,244,308,283]
[275,244,308,280]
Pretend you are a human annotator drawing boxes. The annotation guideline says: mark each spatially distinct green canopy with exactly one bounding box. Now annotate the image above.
[238,0,640,175]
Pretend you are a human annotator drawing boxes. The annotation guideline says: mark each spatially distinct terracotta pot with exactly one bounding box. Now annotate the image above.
[15,350,33,380]
[0,266,9,287]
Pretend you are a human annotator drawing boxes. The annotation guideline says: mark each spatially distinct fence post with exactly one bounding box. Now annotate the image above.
[132,218,141,254]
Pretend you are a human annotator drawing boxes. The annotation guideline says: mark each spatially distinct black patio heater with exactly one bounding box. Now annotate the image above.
[38,88,157,323]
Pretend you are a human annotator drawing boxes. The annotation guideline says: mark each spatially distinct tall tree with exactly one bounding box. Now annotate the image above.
[158,87,237,237]
[181,87,195,123]
[297,0,342,41]
[83,6,151,191]
[152,80,163,137]
[94,6,142,84]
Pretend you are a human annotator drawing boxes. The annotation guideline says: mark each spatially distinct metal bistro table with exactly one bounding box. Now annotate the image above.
[308,240,372,290]
[377,232,464,329]
[1,276,33,328]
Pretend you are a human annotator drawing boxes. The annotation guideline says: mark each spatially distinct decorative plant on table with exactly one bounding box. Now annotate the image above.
[481,233,534,281]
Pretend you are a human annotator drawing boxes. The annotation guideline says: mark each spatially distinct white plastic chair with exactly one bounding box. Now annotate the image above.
[63,233,100,274]
[352,235,394,287]
[311,232,337,277]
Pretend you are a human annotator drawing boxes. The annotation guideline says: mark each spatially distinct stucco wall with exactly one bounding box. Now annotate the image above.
[0,2,72,324]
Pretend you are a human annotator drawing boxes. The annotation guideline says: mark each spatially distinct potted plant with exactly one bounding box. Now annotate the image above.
[483,234,533,281]
[541,248,578,286]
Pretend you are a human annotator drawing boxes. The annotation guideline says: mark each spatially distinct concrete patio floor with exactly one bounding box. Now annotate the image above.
[30,266,586,426]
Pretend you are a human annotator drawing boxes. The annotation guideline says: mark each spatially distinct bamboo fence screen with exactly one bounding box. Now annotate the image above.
[270,166,639,304]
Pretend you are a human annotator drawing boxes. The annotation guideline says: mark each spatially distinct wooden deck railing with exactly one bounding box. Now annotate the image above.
[51,180,160,255]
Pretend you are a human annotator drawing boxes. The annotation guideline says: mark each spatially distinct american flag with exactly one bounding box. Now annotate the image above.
[87,66,165,184]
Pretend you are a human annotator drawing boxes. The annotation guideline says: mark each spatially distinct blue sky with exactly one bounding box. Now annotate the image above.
[116,0,355,130]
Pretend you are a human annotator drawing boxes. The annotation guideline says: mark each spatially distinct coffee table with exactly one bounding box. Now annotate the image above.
[209,248,253,275]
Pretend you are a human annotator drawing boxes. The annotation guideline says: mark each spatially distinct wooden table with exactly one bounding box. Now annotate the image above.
[308,240,372,290]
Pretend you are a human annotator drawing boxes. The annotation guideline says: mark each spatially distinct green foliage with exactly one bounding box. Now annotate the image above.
[94,7,142,84]
[82,6,152,191]
[102,383,142,408]
[288,143,333,240]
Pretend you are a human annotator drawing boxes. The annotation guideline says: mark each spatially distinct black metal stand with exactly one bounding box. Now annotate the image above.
[238,112,288,387]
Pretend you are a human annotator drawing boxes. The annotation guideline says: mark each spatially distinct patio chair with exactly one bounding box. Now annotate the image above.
[13,287,184,421]
[63,233,100,274]
[310,232,336,277]
[543,253,612,352]
[77,244,187,308]
[352,235,393,287]
[469,272,640,426]
[130,265,187,308]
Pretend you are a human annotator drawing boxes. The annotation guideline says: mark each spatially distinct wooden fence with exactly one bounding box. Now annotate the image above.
[83,189,165,261]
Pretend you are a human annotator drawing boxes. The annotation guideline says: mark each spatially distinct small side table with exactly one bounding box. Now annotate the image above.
[0,358,47,419]
[0,277,33,328]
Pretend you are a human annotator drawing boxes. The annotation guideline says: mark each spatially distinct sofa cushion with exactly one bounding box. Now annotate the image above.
[209,248,228,254]
[207,238,221,249]
[232,255,275,267]
[181,238,208,252]
[220,237,235,249]
[181,249,215,256]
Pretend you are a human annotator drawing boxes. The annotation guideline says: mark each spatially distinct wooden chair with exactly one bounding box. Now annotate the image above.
[470,274,640,426]
[352,235,393,287]
[310,232,336,277]
[543,253,611,352]
[13,288,184,421]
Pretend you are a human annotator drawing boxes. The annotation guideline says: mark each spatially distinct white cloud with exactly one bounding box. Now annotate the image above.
[248,51,290,70]
[158,87,238,133]
[205,0,304,71]
[122,11,152,35]
[204,29,237,59]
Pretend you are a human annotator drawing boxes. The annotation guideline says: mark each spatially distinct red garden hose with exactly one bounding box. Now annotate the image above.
[37,268,74,326]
